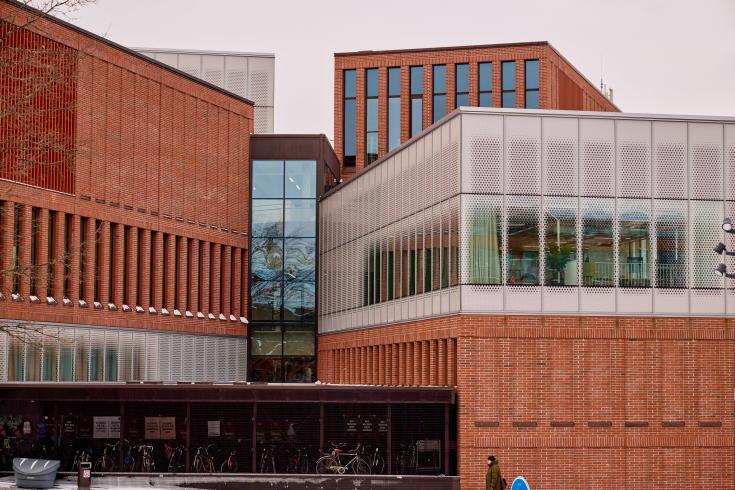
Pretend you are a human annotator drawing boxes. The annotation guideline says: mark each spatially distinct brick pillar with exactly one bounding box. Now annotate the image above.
[469,62,479,107]
[139,229,151,309]
[516,59,525,108]
[448,337,457,387]
[365,347,373,385]
[231,246,240,318]
[398,343,405,386]
[126,226,138,307]
[400,65,410,145]
[384,345,391,386]
[177,236,188,311]
[429,339,438,386]
[422,340,430,385]
[164,233,176,310]
[0,201,14,294]
[97,221,110,304]
[151,231,163,311]
[189,238,199,314]
[377,66,388,159]
[82,217,96,302]
[35,208,49,298]
[493,61,503,108]
[200,241,210,314]
[222,245,232,317]
[438,338,447,386]
[240,249,248,318]
[406,342,414,386]
[111,223,124,307]
[18,205,32,297]
[446,63,456,114]
[378,344,385,385]
[210,243,221,315]
[68,214,80,303]
[413,341,422,386]
[423,65,432,131]
[52,211,65,299]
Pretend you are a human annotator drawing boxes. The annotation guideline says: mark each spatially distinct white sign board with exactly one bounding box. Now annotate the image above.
[207,420,221,437]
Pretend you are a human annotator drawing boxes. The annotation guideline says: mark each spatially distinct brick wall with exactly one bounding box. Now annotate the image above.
[318,314,735,489]
[0,0,252,337]
[334,42,619,179]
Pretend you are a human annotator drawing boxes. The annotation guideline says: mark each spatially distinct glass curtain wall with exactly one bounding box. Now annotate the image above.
[544,199,578,286]
[618,200,650,287]
[501,61,516,108]
[455,64,469,108]
[524,60,539,109]
[251,160,317,382]
[655,201,687,288]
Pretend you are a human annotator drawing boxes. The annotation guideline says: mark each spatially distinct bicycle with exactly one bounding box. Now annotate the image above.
[315,442,370,475]
[220,449,238,473]
[167,443,186,473]
[71,448,92,472]
[286,446,309,474]
[362,445,384,475]
[258,445,276,473]
[135,444,155,472]
[395,442,417,475]
[93,443,116,472]
[192,445,216,473]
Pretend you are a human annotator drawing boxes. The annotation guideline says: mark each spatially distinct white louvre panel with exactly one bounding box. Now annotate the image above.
[726,125,735,200]
[158,334,172,382]
[446,116,461,200]
[119,331,134,381]
[653,200,689,314]
[432,129,442,208]
[616,120,651,198]
[215,337,228,381]
[653,121,687,198]
[543,117,578,196]
[104,329,119,382]
[169,334,183,381]
[580,118,614,197]
[224,56,248,98]
[202,55,224,87]
[194,335,207,381]
[248,57,274,107]
[462,114,504,194]
[580,198,615,311]
[90,329,105,381]
[543,197,579,312]
[41,326,59,382]
[689,123,723,200]
[74,328,90,382]
[690,200,724,314]
[205,336,217,379]
[178,54,201,79]
[0,331,6,382]
[505,196,542,311]
[234,339,247,381]
[145,333,160,382]
[505,115,541,195]
[617,199,653,313]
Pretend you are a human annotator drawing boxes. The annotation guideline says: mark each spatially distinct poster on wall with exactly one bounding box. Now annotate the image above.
[346,418,358,432]
[93,417,110,439]
[77,416,93,438]
[144,417,161,439]
[63,416,76,436]
[207,420,220,437]
[160,417,176,439]
[361,418,373,432]
[378,420,388,433]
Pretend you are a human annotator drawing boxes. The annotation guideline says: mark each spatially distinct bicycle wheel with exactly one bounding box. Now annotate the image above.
[350,457,371,475]
[299,455,309,474]
[315,455,336,474]
[372,454,385,475]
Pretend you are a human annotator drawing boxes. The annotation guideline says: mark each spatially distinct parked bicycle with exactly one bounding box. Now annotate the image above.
[93,443,116,472]
[70,448,92,472]
[220,449,238,473]
[286,446,309,474]
[192,444,216,473]
[167,443,186,473]
[395,442,417,475]
[361,445,384,475]
[316,442,370,475]
[135,444,155,472]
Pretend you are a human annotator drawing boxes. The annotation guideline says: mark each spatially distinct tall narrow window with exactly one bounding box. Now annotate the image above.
[544,200,577,286]
[432,64,446,123]
[479,62,493,107]
[387,67,401,151]
[410,66,423,137]
[525,59,539,109]
[618,201,650,288]
[501,61,516,108]
[47,211,54,294]
[365,68,378,165]
[30,207,38,295]
[162,234,168,308]
[12,205,20,293]
[506,199,540,286]
[455,63,469,108]
[63,214,71,298]
[655,201,687,288]
[343,70,357,166]
[79,217,86,299]
[122,226,129,305]
[581,199,614,287]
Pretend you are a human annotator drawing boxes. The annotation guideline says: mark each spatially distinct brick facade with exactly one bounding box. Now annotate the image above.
[317,314,734,489]
[334,42,619,179]
[0,0,252,337]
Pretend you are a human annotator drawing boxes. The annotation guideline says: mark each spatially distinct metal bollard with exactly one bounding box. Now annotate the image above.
[77,461,92,488]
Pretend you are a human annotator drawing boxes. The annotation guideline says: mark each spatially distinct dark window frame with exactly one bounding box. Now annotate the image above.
[343,69,357,166]
[524,59,540,109]
[365,68,379,166]
[432,64,447,123]
[387,67,401,152]
[410,66,423,137]
[478,62,493,107]
[501,60,516,108]
[455,63,469,108]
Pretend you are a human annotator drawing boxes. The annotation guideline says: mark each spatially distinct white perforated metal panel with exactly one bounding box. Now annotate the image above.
[616,120,651,198]
[726,125,735,200]
[580,118,614,196]
[690,200,723,289]
[505,116,541,194]
[653,121,687,198]
[462,114,504,194]
[202,55,224,87]
[689,123,723,200]
[543,117,578,196]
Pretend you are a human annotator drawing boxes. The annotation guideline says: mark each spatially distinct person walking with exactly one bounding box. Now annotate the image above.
[486,455,503,490]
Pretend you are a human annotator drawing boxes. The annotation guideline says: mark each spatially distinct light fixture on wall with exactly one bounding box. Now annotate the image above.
[713,242,735,256]
[714,263,735,279]
[722,218,734,233]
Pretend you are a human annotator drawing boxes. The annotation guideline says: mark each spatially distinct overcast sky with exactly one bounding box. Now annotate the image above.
[70,0,735,141]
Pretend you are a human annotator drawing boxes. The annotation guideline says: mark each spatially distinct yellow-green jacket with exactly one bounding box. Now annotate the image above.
[486,460,501,490]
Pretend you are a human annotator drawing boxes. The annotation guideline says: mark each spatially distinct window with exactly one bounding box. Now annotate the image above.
[479,62,493,107]
[544,200,578,286]
[388,67,401,151]
[365,68,379,165]
[468,201,502,285]
[501,61,516,108]
[581,199,614,286]
[455,63,469,108]
[525,59,539,109]
[432,64,446,123]
[619,201,650,288]
[410,66,423,137]
[506,200,540,286]
[655,201,687,288]
[343,69,357,166]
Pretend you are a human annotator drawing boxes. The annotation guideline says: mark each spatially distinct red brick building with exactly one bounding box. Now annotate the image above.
[0,0,252,381]
[334,42,619,179]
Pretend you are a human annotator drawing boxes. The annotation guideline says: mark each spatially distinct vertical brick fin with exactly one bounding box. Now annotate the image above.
[138,229,151,309]
[200,241,211,315]
[96,221,110,305]
[189,238,199,314]
[18,205,32,297]
[177,236,188,312]
[0,201,14,294]
[126,226,138,307]
[231,246,241,318]
[82,217,95,303]
[211,243,221,316]
[51,211,65,299]
[111,223,124,306]
[35,208,49,298]
[222,246,232,317]
[68,214,80,303]
[151,231,163,311]
[0,21,77,194]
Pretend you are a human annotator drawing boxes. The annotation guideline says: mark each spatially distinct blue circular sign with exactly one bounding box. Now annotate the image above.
[511,476,530,490]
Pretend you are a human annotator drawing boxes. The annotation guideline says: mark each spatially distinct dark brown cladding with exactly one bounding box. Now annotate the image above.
[333,41,619,180]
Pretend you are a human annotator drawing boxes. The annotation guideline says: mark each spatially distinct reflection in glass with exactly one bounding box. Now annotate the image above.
[479,62,492,107]
[388,97,401,151]
[544,202,578,286]
[432,65,446,123]
[525,59,539,109]
[468,203,502,285]
[284,327,315,356]
[284,238,316,281]
[410,66,423,94]
[456,93,469,107]
[250,357,282,382]
[42,345,58,381]
[455,63,469,107]
[507,201,540,285]
[283,282,315,321]
[581,200,614,286]
[433,95,446,122]
[251,326,283,356]
[251,238,283,281]
[411,66,423,137]
[501,61,516,108]
[284,358,315,383]
[366,98,378,164]
[284,200,316,237]
[344,69,357,165]
[251,281,282,321]
[252,160,284,199]
[252,200,283,237]
[619,201,650,287]
[656,201,687,288]
[285,160,316,198]
[344,69,356,98]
